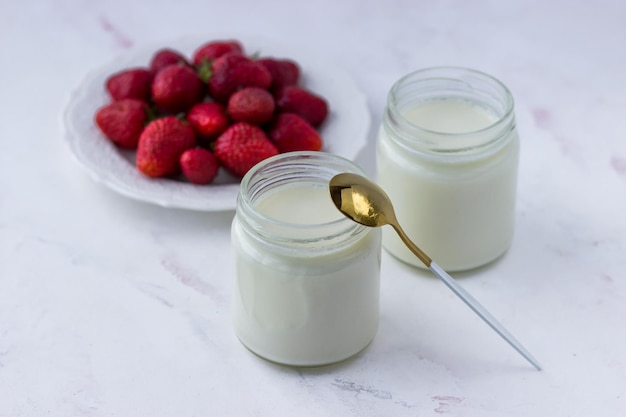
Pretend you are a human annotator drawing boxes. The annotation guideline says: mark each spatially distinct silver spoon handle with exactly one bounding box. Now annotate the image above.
[429,261,542,371]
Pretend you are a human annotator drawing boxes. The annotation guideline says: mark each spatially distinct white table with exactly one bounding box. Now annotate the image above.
[2,1,625,415]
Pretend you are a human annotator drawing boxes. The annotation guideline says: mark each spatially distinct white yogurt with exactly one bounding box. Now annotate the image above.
[254,185,341,224]
[232,152,381,366]
[402,99,497,133]
[376,68,520,271]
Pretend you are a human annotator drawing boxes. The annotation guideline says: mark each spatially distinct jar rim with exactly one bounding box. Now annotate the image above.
[237,151,369,251]
[385,66,516,155]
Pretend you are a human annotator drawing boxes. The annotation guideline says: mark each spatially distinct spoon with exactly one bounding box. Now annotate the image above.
[329,172,541,371]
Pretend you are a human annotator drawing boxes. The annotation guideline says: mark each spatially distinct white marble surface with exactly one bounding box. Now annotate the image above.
[1,0,625,415]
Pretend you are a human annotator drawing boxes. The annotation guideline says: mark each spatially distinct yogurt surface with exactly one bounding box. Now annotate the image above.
[254,184,342,224]
[403,99,497,133]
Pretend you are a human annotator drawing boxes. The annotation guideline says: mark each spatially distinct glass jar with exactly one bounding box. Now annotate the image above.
[376,67,520,271]
[231,151,382,366]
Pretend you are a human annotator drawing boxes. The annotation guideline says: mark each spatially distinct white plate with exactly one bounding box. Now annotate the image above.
[63,35,371,211]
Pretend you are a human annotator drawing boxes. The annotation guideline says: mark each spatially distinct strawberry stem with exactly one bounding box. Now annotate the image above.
[197,59,213,83]
[145,105,159,122]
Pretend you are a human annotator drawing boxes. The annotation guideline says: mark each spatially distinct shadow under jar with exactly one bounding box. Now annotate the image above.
[231,151,382,366]
[376,67,520,272]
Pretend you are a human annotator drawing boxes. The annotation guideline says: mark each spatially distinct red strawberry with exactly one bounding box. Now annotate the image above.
[186,102,230,145]
[180,148,220,185]
[95,98,148,149]
[152,64,205,114]
[198,51,246,84]
[268,113,322,153]
[275,86,328,127]
[193,40,243,66]
[227,87,275,125]
[208,53,272,102]
[105,68,153,102]
[136,116,196,178]
[150,48,190,75]
[214,122,279,177]
[258,58,300,90]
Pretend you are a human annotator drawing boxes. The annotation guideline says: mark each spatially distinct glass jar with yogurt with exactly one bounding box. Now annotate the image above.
[231,151,382,366]
[377,67,520,272]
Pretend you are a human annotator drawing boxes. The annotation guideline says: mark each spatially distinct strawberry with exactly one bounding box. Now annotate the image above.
[208,53,272,102]
[258,58,300,90]
[150,48,190,75]
[275,86,328,127]
[214,122,279,177]
[136,116,196,178]
[198,51,245,84]
[180,148,220,185]
[193,40,243,66]
[151,64,205,114]
[206,52,247,77]
[105,68,153,102]
[227,87,275,125]
[268,113,322,153]
[186,102,231,145]
[95,98,148,149]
